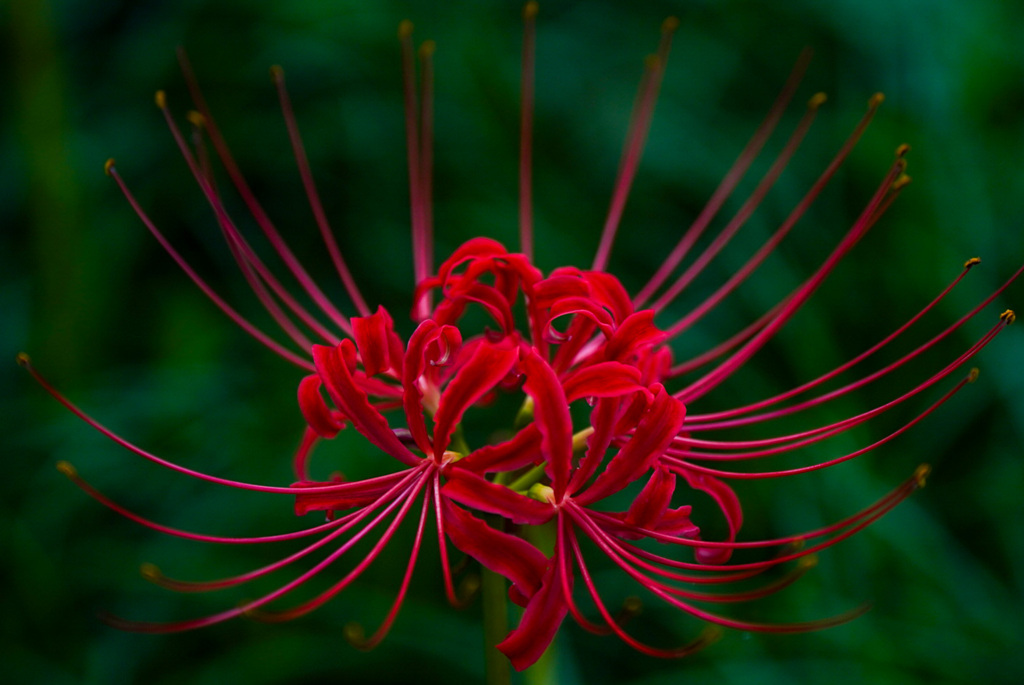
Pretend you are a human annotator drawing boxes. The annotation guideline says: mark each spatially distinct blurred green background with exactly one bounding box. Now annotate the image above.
[3,0,1023,683]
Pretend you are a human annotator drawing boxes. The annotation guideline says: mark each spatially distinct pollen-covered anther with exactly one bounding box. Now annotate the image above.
[698,624,724,647]
[186,111,205,129]
[616,596,643,624]
[895,143,911,157]
[891,173,912,190]
[344,621,374,650]
[964,256,982,269]
[968,367,980,383]
[154,90,167,109]
[798,554,819,570]
[419,40,436,58]
[269,64,284,83]
[914,464,932,489]
[1000,309,1016,325]
[397,19,413,39]
[869,92,886,107]
[15,352,31,367]
[140,563,163,583]
[807,91,827,110]
[661,16,680,33]
[523,1,539,20]
[103,158,116,176]
[56,460,78,479]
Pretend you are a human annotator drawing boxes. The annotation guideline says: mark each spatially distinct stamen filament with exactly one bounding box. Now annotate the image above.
[634,49,813,308]
[591,18,678,272]
[271,65,371,317]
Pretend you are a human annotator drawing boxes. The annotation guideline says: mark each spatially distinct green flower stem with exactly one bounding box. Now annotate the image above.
[482,518,511,685]
[523,521,557,685]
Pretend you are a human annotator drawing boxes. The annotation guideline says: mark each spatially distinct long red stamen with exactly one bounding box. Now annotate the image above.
[246,476,428,624]
[271,65,371,317]
[650,92,827,312]
[419,40,436,298]
[677,126,902,402]
[156,94,345,347]
[585,466,926,561]
[103,476,428,633]
[634,49,812,308]
[145,474,425,593]
[21,352,440,495]
[344,486,430,650]
[104,162,314,369]
[671,366,979,475]
[519,2,538,261]
[568,522,722,656]
[56,460,349,546]
[176,50,356,336]
[400,22,433,319]
[664,94,888,345]
[689,260,1022,425]
[591,17,678,272]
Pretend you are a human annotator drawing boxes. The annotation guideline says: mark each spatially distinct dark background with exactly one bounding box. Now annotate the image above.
[3,1,1023,683]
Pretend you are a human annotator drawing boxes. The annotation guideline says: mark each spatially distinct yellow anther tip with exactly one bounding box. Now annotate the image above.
[103,158,116,176]
[1000,309,1016,325]
[56,461,77,478]
[15,352,30,367]
[186,111,205,128]
[896,143,911,158]
[662,16,680,33]
[419,40,436,58]
[914,464,931,488]
[140,563,162,581]
[964,257,981,269]
[808,92,828,109]
[800,554,819,570]
[523,1,539,19]
[154,90,167,109]
[892,173,912,190]
[701,625,725,644]
[968,367,980,383]
[622,596,643,613]
[269,64,284,82]
[869,92,885,107]
[344,621,370,649]
[398,20,414,39]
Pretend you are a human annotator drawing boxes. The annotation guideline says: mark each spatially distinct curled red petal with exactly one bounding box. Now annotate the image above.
[297,374,343,439]
[457,424,542,473]
[402,320,442,454]
[583,271,633,321]
[624,466,676,532]
[441,499,548,605]
[603,310,667,362]
[313,344,420,467]
[562,362,643,403]
[578,384,686,505]
[442,469,552,525]
[432,340,519,459]
[352,305,397,377]
[498,558,570,671]
[548,296,616,339]
[291,472,407,515]
[520,350,574,500]
[677,468,743,564]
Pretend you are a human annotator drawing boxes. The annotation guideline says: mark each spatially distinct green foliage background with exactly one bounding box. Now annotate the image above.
[3,1,1023,683]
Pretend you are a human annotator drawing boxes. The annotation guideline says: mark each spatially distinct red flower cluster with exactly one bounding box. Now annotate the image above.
[23,3,1019,672]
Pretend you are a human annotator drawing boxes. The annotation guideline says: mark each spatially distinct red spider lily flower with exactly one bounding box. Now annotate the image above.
[22,1,1021,672]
